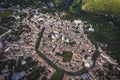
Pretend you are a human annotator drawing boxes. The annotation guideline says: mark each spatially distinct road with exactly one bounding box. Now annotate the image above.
[0,30,12,39]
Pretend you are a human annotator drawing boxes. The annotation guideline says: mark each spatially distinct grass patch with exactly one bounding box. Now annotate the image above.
[82,0,120,15]
[54,51,73,62]
[17,11,27,17]
[0,10,12,18]
[53,0,63,5]
[62,51,73,62]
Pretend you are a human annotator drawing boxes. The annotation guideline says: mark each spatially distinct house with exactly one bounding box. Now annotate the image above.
[38,18,44,22]
[59,12,65,17]
[88,26,95,32]
[15,15,20,20]
[74,20,83,26]
[48,2,55,8]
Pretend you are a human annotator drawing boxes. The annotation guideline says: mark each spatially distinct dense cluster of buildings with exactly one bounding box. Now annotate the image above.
[0,1,119,80]
[38,15,96,72]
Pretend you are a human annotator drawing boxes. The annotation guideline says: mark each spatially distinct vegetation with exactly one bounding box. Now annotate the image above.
[0,62,7,71]
[41,77,48,80]
[0,17,15,29]
[53,0,120,15]
[62,51,73,62]
[0,29,7,35]
[92,50,100,60]
[17,11,26,17]
[53,0,63,5]
[86,31,96,45]
[9,25,24,41]
[50,72,63,80]
[0,10,12,18]
[27,66,45,80]
[35,27,45,49]
[56,6,120,64]
[107,64,119,77]
[55,52,62,56]
[67,41,76,46]
[56,51,73,62]
[21,61,38,71]
[82,0,120,15]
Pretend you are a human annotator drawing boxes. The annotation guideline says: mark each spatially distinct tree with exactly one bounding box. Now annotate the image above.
[69,0,82,13]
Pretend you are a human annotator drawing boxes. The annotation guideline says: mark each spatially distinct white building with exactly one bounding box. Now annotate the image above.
[48,2,54,8]
[88,26,95,32]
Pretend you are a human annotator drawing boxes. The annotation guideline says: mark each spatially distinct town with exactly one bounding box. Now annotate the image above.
[0,0,120,80]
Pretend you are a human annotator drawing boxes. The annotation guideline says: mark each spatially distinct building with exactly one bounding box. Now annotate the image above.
[48,2,55,8]
[12,71,26,80]
[88,26,95,32]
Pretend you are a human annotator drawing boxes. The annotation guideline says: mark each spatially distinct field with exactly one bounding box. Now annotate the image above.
[82,0,120,15]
